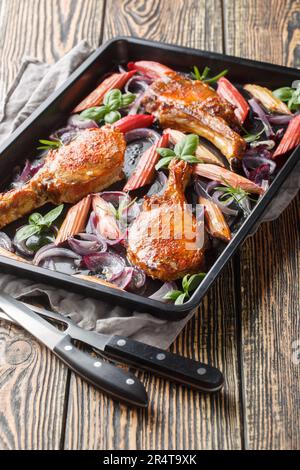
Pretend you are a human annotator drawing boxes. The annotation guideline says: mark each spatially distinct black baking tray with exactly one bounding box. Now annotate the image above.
[0,37,299,320]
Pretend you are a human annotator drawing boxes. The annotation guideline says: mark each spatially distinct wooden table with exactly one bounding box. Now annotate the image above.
[0,0,299,450]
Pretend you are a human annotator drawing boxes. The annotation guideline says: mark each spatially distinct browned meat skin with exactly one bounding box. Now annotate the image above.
[0,127,125,229]
[127,159,206,281]
[142,72,246,161]
[158,102,245,161]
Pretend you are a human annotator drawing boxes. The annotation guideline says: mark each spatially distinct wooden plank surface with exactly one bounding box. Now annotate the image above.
[0,0,105,450]
[225,0,300,450]
[0,0,298,450]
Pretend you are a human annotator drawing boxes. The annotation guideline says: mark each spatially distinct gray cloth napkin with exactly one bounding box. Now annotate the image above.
[0,41,298,348]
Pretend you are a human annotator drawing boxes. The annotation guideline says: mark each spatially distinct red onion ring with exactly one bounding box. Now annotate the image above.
[83,252,125,279]
[67,114,99,129]
[124,127,161,144]
[267,114,294,125]
[248,98,275,138]
[34,246,81,266]
[111,267,134,289]
[242,156,276,179]
[68,237,107,255]
[0,232,13,252]
[124,76,152,94]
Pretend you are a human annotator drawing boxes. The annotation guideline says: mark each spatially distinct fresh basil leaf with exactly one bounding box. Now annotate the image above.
[182,274,190,293]
[121,93,136,107]
[104,89,122,107]
[107,99,122,111]
[104,110,121,124]
[15,224,41,243]
[156,147,176,158]
[80,106,107,122]
[185,273,206,293]
[273,87,293,101]
[174,134,199,157]
[180,155,200,164]
[42,204,64,226]
[155,156,175,170]
[28,213,43,226]
[163,290,184,301]
[174,293,187,305]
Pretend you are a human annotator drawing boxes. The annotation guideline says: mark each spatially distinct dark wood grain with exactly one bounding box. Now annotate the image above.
[0,321,68,449]
[0,0,104,450]
[224,0,300,450]
[0,0,299,451]
[0,0,105,100]
[64,0,243,450]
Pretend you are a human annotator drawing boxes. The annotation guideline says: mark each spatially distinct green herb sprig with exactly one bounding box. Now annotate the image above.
[108,197,137,222]
[273,82,300,111]
[164,273,206,305]
[155,134,200,170]
[215,179,256,211]
[191,65,228,84]
[37,139,62,151]
[15,205,64,243]
[242,126,265,143]
[80,89,136,124]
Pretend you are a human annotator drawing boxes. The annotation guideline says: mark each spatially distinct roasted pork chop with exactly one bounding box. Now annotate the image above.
[0,127,125,229]
[135,62,246,161]
[127,159,206,281]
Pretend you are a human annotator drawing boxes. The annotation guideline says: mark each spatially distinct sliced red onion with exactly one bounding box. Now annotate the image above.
[13,160,44,188]
[67,114,99,129]
[149,282,178,302]
[122,202,141,225]
[124,76,152,94]
[250,140,275,150]
[267,114,294,125]
[111,267,134,289]
[86,211,122,245]
[118,64,127,73]
[98,191,131,206]
[97,191,139,230]
[0,232,13,252]
[124,127,161,144]
[211,191,239,216]
[50,127,78,144]
[34,246,81,266]
[13,237,34,257]
[205,181,220,194]
[127,91,146,115]
[147,171,168,197]
[195,180,238,216]
[68,236,107,255]
[248,98,275,138]
[76,233,100,242]
[83,252,125,279]
[242,156,276,180]
[129,268,146,290]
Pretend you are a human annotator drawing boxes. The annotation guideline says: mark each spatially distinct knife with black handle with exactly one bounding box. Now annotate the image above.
[7,302,224,393]
[0,293,148,407]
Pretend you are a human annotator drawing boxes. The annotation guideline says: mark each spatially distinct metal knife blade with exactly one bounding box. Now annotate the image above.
[0,299,224,392]
[0,293,148,407]
[0,292,63,348]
